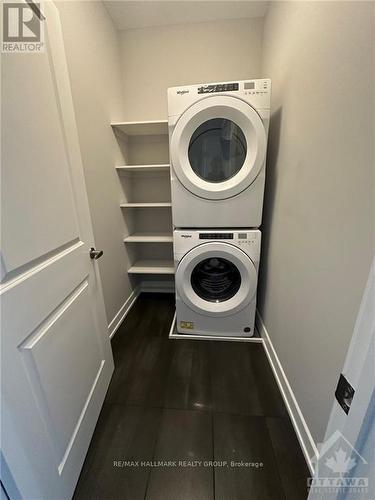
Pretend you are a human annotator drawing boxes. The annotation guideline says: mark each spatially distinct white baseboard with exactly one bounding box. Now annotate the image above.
[256,311,318,475]
[108,287,140,339]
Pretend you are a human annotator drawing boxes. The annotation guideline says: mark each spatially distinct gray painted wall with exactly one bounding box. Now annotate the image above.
[259,1,374,442]
[118,17,264,120]
[57,1,132,326]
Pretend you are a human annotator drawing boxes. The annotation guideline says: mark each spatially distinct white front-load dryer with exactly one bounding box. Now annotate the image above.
[174,229,261,337]
[168,79,271,228]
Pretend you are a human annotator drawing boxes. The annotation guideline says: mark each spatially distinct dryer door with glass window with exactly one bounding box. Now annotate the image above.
[176,242,257,317]
[171,95,266,200]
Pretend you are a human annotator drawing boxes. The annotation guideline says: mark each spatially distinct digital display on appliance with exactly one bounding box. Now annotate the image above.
[198,83,239,94]
[244,82,255,90]
[238,233,247,239]
[199,233,234,239]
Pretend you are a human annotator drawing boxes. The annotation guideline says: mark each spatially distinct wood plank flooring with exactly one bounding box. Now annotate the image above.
[73,293,309,500]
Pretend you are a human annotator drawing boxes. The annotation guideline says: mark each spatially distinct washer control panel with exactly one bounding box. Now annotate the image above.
[199,233,234,239]
[175,230,261,256]
[237,232,258,246]
[173,228,261,262]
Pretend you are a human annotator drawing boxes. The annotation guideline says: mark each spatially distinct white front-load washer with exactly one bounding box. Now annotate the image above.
[174,229,261,337]
[168,79,271,228]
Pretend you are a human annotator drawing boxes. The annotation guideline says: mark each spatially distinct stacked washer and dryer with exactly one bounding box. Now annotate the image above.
[168,79,271,338]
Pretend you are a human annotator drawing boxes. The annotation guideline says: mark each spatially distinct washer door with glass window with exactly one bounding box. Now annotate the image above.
[176,242,257,317]
[171,95,267,200]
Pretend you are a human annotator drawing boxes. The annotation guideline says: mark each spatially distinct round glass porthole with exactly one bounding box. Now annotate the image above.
[188,118,247,183]
[191,257,241,302]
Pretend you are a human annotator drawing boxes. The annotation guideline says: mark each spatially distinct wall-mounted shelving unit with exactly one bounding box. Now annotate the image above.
[120,202,172,208]
[116,164,170,174]
[112,120,174,289]
[128,259,174,275]
[111,120,168,136]
[124,232,173,243]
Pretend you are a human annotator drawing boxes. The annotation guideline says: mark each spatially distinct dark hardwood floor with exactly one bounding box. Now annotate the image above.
[73,293,309,500]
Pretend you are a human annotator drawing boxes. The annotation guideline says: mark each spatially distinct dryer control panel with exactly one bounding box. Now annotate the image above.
[198,83,239,94]
[168,79,271,117]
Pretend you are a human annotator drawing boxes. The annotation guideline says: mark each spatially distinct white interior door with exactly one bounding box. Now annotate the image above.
[308,257,375,499]
[1,2,114,499]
